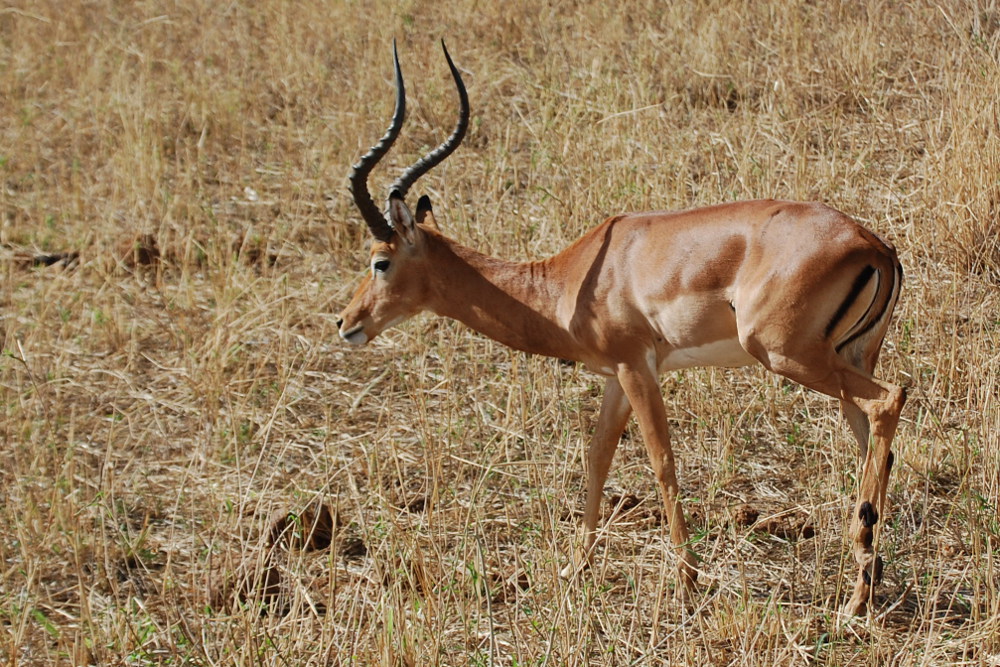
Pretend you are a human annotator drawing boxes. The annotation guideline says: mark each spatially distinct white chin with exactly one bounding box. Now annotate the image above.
[341,329,368,345]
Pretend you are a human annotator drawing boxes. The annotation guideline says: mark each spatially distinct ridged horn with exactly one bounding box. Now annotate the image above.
[389,40,469,199]
[348,40,405,242]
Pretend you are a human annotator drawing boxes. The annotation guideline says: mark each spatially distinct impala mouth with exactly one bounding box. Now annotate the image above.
[340,325,369,346]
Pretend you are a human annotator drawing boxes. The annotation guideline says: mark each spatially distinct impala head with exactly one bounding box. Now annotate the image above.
[337,40,468,346]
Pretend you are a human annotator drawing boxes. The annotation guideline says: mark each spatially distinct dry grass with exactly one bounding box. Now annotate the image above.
[2,1,999,664]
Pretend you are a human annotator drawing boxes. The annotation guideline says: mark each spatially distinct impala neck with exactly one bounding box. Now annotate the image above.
[424,233,580,360]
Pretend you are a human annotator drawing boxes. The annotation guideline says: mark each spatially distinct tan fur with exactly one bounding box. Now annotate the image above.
[339,197,905,615]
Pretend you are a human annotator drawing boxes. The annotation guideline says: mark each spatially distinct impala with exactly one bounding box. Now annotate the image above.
[337,42,906,616]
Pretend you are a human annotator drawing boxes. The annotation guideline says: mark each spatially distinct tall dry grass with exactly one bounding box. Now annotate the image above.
[1,0,998,664]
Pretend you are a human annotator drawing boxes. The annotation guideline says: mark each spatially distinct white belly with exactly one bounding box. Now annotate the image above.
[658,337,756,371]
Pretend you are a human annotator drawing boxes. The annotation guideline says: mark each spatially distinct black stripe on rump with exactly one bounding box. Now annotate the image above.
[825,264,875,341]
[834,264,894,354]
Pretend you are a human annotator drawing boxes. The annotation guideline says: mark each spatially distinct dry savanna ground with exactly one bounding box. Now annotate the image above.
[2,1,999,665]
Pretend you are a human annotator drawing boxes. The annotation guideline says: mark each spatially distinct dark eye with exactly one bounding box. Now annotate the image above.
[373,259,390,273]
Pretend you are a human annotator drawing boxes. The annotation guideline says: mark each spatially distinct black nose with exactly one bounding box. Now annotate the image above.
[336,317,344,330]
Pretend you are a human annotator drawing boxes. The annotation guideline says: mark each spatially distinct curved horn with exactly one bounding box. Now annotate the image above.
[389,40,469,199]
[348,40,405,242]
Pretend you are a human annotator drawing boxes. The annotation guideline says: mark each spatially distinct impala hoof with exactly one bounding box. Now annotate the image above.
[559,547,592,580]
[844,588,870,617]
[844,554,883,615]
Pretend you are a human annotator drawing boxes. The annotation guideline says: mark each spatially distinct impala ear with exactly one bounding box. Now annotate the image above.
[415,194,439,231]
[388,190,418,245]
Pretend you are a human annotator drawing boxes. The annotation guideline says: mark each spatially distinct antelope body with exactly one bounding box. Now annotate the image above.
[338,42,907,615]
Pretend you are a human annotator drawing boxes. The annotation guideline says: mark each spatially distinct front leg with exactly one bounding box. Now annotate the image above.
[561,376,632,578]
[616,362,698,596]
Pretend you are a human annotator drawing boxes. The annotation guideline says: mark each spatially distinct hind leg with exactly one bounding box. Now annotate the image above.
[840,337,884,463]
[842,400,871,462]
[841,377,905,615]
[749,345,905,615]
